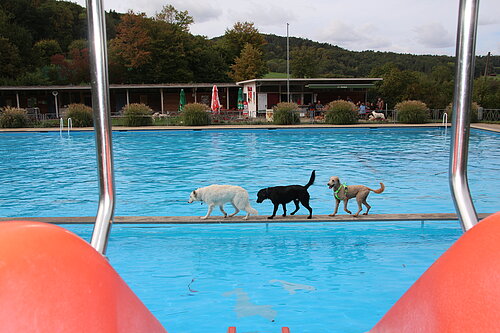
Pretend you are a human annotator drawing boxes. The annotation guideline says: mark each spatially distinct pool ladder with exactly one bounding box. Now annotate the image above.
[59,117,73,136]
[228,327,290,333]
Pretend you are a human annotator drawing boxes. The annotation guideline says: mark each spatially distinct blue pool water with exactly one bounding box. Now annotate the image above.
[1,127,498,331]
[0,128,498,217]
[65,221,461,333]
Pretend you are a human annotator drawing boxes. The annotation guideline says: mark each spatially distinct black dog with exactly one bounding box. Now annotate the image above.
[256,170,315,219]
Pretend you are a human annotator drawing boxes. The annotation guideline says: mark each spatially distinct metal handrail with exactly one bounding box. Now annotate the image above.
[449,0,479,232]
[59,117,63,136]
[442,112,448,126]
[86,0,116,254]
[67,118,73,135]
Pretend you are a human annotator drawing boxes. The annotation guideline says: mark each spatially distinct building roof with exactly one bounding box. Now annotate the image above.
[236,78,383,85]
[0,83,239,91]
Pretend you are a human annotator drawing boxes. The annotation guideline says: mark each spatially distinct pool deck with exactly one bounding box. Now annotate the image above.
[0,213,492,224]
[0,123,499,132]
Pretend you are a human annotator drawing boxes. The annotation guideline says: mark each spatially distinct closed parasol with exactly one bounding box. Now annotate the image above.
[179,89,187,111]
[211,85,220,114]
[237,87,244,110]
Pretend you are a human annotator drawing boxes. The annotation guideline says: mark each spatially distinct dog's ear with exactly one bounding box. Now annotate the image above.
[193,190,197,197]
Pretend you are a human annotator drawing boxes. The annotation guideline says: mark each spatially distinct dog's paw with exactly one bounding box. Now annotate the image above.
[328,213,336,217]
[200,217,207,220]
[267,216,274,219]
[307,216,312,219]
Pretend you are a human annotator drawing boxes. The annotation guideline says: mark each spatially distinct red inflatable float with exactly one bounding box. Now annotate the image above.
[370,211,500,332]
[0,221,167,333]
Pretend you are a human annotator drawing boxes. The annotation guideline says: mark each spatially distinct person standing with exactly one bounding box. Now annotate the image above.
[359,102,367,118]
[377,98,384,111]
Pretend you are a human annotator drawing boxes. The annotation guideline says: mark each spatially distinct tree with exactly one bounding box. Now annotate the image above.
[186,36,231,82]
[37,1,80,50]
[290,46,319,78]
[32,39,62,66]
[474,77,500,109]
[109,11,152,70]
[375,67,421,108]
[0,37,21,79]
[154,5,193,32]
[143,20,192,83]
[430,63,454,83]
[229,43,267,82]
[222,22,266,64]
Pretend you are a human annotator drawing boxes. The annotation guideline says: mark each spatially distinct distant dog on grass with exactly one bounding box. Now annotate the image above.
[188,185,258,220]
[327,176,385,217]
[256,170,315,219]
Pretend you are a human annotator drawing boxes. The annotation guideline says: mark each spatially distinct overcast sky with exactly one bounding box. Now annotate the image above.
[72,0,499,56]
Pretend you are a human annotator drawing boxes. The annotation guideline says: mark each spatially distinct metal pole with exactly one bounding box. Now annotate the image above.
[160,88,164,114]
[53,93,59,118]
[286,23,290,103]
[449,0,479,232]
[86,0,116,254]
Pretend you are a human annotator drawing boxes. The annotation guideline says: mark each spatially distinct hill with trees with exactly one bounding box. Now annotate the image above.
[0,0,498,108]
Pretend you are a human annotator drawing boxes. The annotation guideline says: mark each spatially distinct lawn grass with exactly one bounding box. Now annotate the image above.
[263,72,288,79]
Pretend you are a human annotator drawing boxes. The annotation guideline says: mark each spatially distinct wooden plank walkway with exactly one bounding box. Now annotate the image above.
[0,213,492,224]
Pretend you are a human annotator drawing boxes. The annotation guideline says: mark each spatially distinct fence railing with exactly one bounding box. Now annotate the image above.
[386,108,500,122]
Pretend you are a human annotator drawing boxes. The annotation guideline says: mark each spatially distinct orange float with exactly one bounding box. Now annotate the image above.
[370,211,500,332]
[0,221,167,333]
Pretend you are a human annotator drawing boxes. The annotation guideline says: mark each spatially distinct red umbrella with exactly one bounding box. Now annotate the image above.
[211,85,220,114]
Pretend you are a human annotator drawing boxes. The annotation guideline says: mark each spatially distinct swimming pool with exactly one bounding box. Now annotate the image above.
[1,127,498,331]
[0,127,498,218]
[65,220,461,332]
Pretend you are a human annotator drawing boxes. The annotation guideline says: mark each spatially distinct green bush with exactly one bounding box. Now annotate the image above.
[273,102,300,125]
[0,106,29,128]
[34,119,60,128]
[445,102,479,123]
[122,103,153,126]
[181,103,211,126]
[395,100,430,124]
[66,103,93,127]
[324,100,358,125]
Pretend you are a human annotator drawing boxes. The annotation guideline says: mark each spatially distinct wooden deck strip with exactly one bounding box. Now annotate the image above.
[0,213,492,224]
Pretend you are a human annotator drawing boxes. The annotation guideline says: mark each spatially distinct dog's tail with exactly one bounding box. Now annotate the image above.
[246,205,258,216]
[370,182,385,194]
[304,170,316,189]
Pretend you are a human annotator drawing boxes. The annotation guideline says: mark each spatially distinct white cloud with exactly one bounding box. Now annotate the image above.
[68,0,499,56]
[414,23,454,49]
[168,1,222,24]
[316,21,392,51]
[318,21,363,44]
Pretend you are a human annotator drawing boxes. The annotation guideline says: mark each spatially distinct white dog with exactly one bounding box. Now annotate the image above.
[188,185,258,219]
[368,110,386,120]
